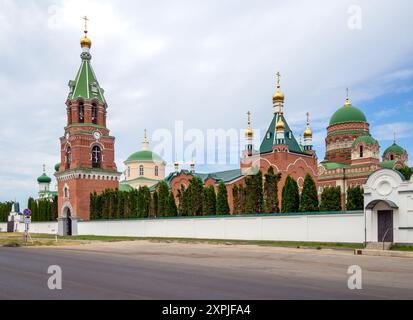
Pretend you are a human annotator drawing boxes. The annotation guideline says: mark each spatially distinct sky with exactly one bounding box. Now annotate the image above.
[0,0,413,205]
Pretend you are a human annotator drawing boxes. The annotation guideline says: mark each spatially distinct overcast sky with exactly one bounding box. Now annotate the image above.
[1,0,413,205]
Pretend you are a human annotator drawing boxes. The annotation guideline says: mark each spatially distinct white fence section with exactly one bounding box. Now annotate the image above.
[16,222,58,234]
[76,212,364,243]
[0,223,7,233]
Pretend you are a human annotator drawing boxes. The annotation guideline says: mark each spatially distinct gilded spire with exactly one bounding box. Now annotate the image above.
[142,129,150,151]
[80,16,92,49]
[245,111,254,139]
[345,88,351,106]
[273,71,285,105]
[304,112,313,139]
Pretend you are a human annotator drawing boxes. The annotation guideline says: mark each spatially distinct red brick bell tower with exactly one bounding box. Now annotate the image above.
[55,19,120,229]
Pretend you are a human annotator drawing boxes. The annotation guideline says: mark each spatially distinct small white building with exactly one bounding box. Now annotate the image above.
[364,169,413,244]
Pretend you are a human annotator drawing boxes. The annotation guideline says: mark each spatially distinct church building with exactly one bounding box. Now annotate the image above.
[120,130,167,191]
[164,74,318,213]
[318,93,409,208]
[54,20,120,233]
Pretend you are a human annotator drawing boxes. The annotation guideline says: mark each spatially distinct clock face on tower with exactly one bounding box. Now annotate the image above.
[93,131,102,140]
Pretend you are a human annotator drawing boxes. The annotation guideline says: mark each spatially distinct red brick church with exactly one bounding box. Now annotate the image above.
[165,74,318,213]
[55,22,120,233]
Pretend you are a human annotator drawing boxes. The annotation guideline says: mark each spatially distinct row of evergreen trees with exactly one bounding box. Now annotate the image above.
[89,168,364,220]
[90,178,232,220]
[0,202,13,222]
[27,197,58,222]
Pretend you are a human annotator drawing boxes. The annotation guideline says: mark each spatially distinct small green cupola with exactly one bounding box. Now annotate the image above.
[37,165,52,184]
[384,143,406,156]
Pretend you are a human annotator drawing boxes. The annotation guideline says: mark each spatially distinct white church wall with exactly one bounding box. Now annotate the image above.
[76,212,365,243]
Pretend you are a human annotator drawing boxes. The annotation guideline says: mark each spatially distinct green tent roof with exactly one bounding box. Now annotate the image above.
[329,104,367,126]
[260,114,304,155]
[126,150,165,163]
[384,143,406,156]
[352,135,377,148]
[37,173,52,184]
[68,55,106,103]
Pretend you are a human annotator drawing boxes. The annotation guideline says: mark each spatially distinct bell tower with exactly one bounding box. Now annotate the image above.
[55,18,120,232]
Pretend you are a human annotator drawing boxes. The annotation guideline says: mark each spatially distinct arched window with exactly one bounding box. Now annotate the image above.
[64,187,69,198]
[66,147,72,169]
[139,165,144,176]
[336,140,340,148]
[127,167,131,177]
[390,154,394,161]
[78,102,85,123]
[344,139,349,148]
[155,166,159,177]
[92,104,98,125]
[359,145,364,158]
[92,146,102,168]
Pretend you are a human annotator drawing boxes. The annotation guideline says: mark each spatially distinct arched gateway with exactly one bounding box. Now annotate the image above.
[364,169,413,244]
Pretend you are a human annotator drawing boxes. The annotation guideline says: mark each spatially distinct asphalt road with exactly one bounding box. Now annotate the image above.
[0,242,412,300]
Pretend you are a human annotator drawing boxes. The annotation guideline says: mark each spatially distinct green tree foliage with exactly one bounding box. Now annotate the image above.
[397,166,413,180]
[320,186,342,212]
[202,186,216,216]
[167,192,178,216]
[187,177,204,216]
[157,181,170,217]
[244,171,264,214]
[26,197,58,222]
[281,176,300,213]
[299,174,319,212]
[0,201,13,222]
[232,185,240,215]
[264,167,282,213]
[346,186,364,211]
[216,181,230,215]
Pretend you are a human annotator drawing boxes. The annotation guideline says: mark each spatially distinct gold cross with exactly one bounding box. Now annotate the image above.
[83,16,89,34]
[276,72,281,87]
[306,112,310,125]
[247,111,251,126]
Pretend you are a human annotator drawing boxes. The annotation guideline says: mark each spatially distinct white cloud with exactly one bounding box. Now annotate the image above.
[1,0,413,204]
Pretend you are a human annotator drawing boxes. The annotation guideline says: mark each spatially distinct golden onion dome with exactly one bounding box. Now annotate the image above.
[304,126,312,139]
[80,36,92,48]
[303,112,312,139]
[273,87,285,103]
[246,127,254,139]
[245,111,254,138]
[276,114,285,131]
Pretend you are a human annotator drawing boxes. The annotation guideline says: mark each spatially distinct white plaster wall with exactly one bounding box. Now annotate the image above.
[15,222,58,234]
[0,223,7,233]
[76,213,365,243]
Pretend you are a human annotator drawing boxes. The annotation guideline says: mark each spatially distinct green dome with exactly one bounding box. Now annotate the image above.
[55,163,61,172]
[37,173,52,184]
[352,135,377,148]
[329,104,367,126]
[126,150,164,163]
[384,143,406,156]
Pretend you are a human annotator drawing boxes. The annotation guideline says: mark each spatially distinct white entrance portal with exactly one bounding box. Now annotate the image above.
[364,169,413,244]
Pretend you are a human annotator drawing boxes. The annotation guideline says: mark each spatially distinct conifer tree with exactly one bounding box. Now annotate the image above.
[299,174,319,212]
[281,176,300,213]
[157,181,170,217]
[232,185,240,215]
[346,186,364,211]
[320,186,342,212]
[216,181,230,215]
[264,167,281,213]
[167,192,178,216]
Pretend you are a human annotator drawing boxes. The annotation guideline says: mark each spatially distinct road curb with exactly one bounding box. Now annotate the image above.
[354,249,413,258]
